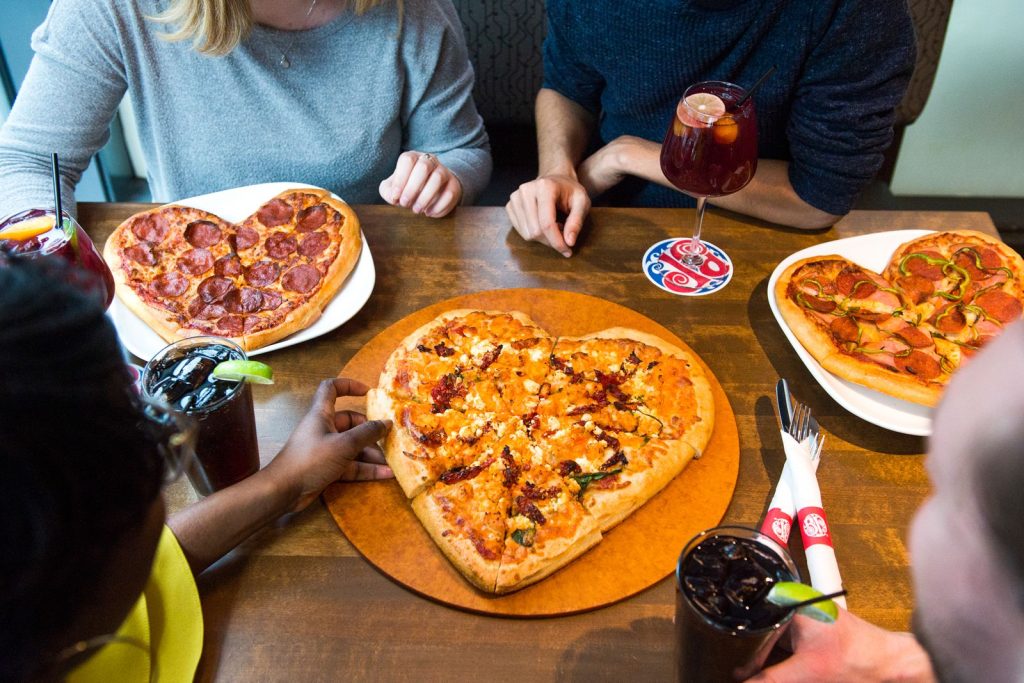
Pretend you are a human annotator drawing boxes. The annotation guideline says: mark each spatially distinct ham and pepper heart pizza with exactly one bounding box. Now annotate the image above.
[776,230,1024,406]
[366,310,715,594]
[104,188,361,351]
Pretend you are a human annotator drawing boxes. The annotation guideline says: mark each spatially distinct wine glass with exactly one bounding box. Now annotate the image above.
[0,208,115,308]
[660,81,758,267]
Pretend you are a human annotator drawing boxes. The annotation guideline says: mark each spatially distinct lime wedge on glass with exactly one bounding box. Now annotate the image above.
[765,581,840,623]
[211,360,274,384]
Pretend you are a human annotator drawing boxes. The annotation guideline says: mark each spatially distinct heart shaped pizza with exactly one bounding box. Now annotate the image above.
[366,310,715,594]
[776,230,1024,406]
[104,188,361,351]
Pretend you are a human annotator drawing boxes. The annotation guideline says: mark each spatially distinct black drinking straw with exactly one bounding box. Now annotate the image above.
[736,65,776,107]
[51,152,63,229]
[782,589,848,614]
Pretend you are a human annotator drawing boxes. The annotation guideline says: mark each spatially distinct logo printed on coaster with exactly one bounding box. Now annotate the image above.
[642,238,733,296]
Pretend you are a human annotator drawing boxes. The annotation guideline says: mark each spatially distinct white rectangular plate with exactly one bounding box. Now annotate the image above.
[109,182,375,360]
[767,229,933,436]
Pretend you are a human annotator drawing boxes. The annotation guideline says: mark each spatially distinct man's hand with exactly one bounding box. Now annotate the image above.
[577,135,656,198]
[747,610,936,682]
[380,151,463,218]
[506,174,591,258]
[265,378,393,513]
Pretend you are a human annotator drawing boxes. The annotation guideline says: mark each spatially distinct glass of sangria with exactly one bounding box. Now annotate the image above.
[660,81,758,267]
[0,208,115,308]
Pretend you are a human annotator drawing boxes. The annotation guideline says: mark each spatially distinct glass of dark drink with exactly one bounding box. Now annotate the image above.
[675,526,798,682]
[660,81,758,268]
[142,337,260,496]
[0,208,115,308]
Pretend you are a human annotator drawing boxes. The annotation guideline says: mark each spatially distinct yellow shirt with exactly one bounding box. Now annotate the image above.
[68,526,203,682]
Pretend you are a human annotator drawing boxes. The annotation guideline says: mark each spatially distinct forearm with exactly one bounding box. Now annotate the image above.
[167,468,296,575]
[607,137,840,229]
[536,88,595,177]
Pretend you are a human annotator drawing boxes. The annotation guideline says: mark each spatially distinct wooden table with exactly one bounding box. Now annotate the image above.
[80,203,996,681]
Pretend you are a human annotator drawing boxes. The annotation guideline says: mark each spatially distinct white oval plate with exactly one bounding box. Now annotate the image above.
[109,182,375,360]
[767,229,933,436]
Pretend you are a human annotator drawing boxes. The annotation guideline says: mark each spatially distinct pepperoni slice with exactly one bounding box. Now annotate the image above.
[298,231,330,258]
[214,254,242,277]
[836,267,878,299]
[198,276,235,303]
[799,293,836,313]
[187,297,227,320]
[848,309,890,323]
[217,315,244,335]
[233,226,259,251]
[260,289,283,311]
[932,304,966,334]
[176,248,214,276]
[282,264,321,293]
[829,316,860,343]
[265,232,298,260]
[245,260,280,287]
[973,290,1023,323]
[903,251,946,281]
[296,204,327,232]
[895,274,934,305]
[224,286,263,314]
[125,243,156,266]
[184,220,223,248]
[258,198,294,227]
[131,213,169,244]
[243,315,265,333]
[894,350,941,380]
[894,325,933,349]
[150,272,188,298]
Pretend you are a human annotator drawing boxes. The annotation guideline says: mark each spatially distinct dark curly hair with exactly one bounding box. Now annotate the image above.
[0,260,163,681]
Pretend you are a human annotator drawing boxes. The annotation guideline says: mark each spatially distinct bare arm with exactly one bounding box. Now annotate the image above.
[168,379,392,575]
[577,135,840,230]
[505,89,596,256]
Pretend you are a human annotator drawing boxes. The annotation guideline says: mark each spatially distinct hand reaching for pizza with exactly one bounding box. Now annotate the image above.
[379,151,463,218]
[265,378,393,513]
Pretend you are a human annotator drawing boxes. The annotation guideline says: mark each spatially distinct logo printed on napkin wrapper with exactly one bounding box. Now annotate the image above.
[762,508,793,546]
[798,506,833,547]
[642,238,733,296]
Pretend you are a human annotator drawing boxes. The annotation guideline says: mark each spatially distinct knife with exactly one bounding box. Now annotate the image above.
[775,378,793,433]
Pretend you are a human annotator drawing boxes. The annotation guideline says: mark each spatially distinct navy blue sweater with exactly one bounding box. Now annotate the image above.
[543,0,916,214]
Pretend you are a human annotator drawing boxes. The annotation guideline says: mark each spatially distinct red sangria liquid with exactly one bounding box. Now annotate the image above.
[661,82,758,198]
[0,209,115,308]
[143,337,260,495]
[675,528,797,682]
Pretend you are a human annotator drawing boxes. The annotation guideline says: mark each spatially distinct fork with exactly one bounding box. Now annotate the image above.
[788,396,823,460]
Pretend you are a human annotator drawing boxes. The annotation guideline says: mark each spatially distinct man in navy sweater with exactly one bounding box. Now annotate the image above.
[506,0,916,257]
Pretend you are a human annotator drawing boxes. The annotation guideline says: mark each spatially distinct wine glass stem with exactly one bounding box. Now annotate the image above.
[683,196,708,265]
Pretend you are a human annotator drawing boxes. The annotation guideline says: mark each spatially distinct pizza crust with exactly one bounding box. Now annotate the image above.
[411,492,501,593]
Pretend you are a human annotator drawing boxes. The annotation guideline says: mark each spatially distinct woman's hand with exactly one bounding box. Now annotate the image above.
[380,151,463,218]
[265,378,393,513]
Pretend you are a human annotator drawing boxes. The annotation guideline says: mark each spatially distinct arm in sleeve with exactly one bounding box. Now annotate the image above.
[0,0,128,218]
[400,1,491,205]
[540,0,604,116]
[786,0,916,215]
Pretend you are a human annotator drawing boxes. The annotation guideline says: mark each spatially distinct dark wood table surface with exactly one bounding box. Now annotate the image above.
[80,203,997,681]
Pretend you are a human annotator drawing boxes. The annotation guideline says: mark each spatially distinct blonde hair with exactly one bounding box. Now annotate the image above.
[153,0,398,56]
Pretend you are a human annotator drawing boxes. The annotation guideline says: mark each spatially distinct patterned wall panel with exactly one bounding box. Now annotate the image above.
[453,0,547,125]
[898,0,954,126]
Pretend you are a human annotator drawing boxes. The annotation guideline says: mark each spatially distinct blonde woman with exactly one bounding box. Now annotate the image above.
[0,0,490,219]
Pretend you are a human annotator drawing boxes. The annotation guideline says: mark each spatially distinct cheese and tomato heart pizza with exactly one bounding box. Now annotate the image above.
[104,188,361,351]
[366,310,715,594]
[776,230,1024,406]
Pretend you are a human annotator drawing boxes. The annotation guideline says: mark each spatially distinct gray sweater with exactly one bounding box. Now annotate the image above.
[0,0,491,217]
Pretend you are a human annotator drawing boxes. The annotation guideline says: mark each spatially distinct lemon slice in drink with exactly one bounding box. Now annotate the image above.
[765,581,840,623]
[677,92,727,128]
[211,360,274,384]
[0,215,55,241]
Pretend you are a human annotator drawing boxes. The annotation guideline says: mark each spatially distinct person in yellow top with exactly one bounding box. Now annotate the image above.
[0,259,393,682]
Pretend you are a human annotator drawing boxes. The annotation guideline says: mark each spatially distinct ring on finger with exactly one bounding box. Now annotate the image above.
[419,152,436,166]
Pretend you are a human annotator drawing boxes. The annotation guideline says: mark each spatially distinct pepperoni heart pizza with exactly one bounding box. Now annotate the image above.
[366,310,715,594]
[104,188,361,351]
[776,230,1024,406]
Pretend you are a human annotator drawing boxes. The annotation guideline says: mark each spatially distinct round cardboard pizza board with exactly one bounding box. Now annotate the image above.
[323,288,739,617]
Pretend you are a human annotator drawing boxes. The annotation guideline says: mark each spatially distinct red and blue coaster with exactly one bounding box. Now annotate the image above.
[642,238,733,296]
